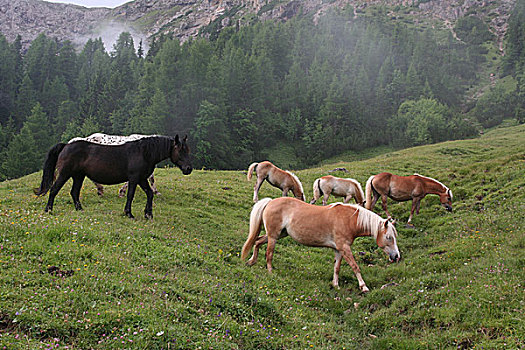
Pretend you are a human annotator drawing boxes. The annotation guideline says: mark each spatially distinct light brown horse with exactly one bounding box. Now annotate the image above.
[241,197,400,292]
[247,161,305,203]
[365,172,453,226]
[310,175,365,206]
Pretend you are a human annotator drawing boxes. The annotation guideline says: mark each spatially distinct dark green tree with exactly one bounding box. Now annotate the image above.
[2,103,54,179]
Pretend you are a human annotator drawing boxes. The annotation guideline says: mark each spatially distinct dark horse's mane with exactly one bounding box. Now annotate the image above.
[135,136,176,160]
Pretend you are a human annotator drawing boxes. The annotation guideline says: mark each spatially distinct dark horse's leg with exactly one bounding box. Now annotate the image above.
[45,174,71,212]
[124,181,138,218]
[120,175,158,198]
[138,178,154,219]
[70,175,86,211]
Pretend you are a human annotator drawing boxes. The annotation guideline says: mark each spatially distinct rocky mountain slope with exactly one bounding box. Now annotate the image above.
[0,0,517,50]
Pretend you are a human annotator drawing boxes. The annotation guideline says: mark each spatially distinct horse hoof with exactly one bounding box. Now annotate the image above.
[405,223,415,229]
[145,214,153,220]
[360,286,370,293]
[126,213,134,219]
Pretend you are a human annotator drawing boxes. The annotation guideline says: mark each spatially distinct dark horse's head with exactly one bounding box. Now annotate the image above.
[171,135,192,175]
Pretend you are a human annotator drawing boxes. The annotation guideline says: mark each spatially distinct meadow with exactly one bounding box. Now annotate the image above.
[0,124,523,349]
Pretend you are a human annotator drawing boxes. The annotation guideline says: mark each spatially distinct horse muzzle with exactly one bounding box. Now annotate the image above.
[443,204,452,212]
[389,252,401,263]
[182,166,193,175]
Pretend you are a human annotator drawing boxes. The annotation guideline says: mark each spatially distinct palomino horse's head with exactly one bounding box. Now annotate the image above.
[376,220,400,262]
[439,189,453,212]
[171,135,192,175]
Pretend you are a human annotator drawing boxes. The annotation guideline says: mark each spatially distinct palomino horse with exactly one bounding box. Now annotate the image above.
[68,133,159,197]
[365,172,453,226]
[247,161,305,203]
[35,135,192,219]
[241,197,400,292]
[310,175,365,206]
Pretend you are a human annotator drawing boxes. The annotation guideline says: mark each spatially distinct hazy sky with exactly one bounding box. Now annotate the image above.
[43,0,131,8]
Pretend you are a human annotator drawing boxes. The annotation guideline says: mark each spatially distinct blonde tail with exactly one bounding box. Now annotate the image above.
[241,198,272,260]
[247,162,258,181]
[365,175,375,210]
[310,178,321,204]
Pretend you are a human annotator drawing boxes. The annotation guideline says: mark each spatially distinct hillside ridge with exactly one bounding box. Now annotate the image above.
[0,0,516,50]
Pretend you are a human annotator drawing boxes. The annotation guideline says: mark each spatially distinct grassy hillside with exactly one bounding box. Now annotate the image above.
[0,124,523,349]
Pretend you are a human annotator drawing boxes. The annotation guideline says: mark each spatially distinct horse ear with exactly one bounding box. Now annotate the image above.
[183,135,188,143]
[384,220,389,228]
[174,135,180,145]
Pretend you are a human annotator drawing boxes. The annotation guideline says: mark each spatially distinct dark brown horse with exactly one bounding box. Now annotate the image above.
[34,135,192,219]
[241,197,400,292]
[247,161,305,203]
[365,172,452,226]
[68,133,160,197]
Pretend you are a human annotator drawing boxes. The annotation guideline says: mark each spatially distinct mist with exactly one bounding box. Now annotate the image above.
[73,20,149,53]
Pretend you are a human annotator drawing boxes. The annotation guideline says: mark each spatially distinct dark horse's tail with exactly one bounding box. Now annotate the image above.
[34,143,66,196]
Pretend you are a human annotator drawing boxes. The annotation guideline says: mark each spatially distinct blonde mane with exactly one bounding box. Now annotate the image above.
[414,173,452,198]
[345,178,365,199]
[328,203,385,239]
[286,171,305,196]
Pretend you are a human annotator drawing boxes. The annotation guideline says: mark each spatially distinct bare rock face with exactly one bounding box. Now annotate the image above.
[0,0,109,48]
[0,0,517,50]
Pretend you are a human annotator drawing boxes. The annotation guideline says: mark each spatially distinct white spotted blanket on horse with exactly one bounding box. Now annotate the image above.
[68,133,156,145]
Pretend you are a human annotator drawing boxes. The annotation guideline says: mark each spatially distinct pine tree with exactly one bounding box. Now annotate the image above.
[2,103,54,179]
[1,127,40,179]
[13,74,37,129]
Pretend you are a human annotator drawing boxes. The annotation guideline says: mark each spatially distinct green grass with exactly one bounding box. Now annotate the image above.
[1,125,524,349]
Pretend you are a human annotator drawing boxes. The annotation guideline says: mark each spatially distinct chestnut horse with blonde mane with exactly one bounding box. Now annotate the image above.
[247,161,305,203]
[365,172,453,226]
[310,175,365,206]
[241,197,400,292]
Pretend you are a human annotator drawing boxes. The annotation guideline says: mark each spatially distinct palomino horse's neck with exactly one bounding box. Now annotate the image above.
[348,178,364,203]
[415,174,449,195]
[329,203,382,239]
[286,171,305,200]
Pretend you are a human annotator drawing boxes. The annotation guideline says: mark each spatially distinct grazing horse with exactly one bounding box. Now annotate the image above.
[34,135,192,219]
[68,133,159,197]
[365,172,453,226]
[310,175,365,206]
[247,161,305,203]
[241,197,400,292]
